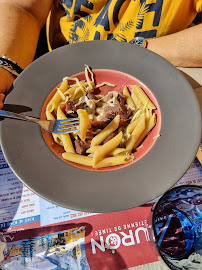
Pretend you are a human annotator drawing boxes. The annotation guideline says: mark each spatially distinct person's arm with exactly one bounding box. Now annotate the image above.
[0,0,53,107]
[147,23,202,67]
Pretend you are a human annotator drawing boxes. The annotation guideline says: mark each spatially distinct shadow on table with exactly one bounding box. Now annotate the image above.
[179,70,202,89]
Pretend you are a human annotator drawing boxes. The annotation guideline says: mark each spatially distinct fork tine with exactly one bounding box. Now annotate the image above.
[56,128,79,134]
[58,121,80,128]
[59,118,79,123]
[58,125,79,131]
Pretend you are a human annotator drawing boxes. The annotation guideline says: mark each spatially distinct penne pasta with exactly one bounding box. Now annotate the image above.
[46,111,55,121]
[64,83,87,96]
[126,117,142,134]
[134,113,157,149]
[123,86,135,109]
[91,115,120,146]
[46,80,68,112]
[130,85,156,110]
[86,145,101,154]
[108,148,128,156]
[53,134,63,146]
[63,77,86,93]
[62,152,93,166]
[131,89,143,108]
[87,146,127,156]
[57,106,67,120]
[45,65,158,169]
[57,107,75,153]
[93,132,123,167]
[126,116,146,153]
[95,155,134,168]
[61,135,75,153]
[77,109,91,141]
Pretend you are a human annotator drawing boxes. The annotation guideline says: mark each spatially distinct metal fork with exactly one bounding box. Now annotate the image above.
[0,110,79,134]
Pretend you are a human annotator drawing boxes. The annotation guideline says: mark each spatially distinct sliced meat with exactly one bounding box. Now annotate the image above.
[106,92,126,105]
[65,101,84,116]
[87,92,97,100]
[66,101,78,113]
[122,119,131,127]
[102,103,132,122]
[74,139,91,155]
[90,127,102,134]
[81,92,97,102]
[103,131,118,144]
[122,113,133,127]
[89,120,110,134]
[97,119,111,129]
[117,94,126,106]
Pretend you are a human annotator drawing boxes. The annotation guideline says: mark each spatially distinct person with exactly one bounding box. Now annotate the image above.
[0,0,202,109]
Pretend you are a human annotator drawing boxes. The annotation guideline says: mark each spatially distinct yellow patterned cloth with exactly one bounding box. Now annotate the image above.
[47,0,202,50]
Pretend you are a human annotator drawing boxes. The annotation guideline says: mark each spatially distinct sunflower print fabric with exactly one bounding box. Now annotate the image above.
[47,0,202,50]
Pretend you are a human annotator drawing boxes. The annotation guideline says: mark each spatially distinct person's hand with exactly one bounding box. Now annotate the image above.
[0,68,15,109]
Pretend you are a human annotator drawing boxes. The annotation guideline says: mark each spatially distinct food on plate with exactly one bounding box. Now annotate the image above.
[45,66,157,169]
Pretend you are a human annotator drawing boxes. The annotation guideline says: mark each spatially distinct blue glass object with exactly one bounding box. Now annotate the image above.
[152,186,202,269]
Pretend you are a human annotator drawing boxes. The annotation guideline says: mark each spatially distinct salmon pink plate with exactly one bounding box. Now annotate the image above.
[0,41,201,212]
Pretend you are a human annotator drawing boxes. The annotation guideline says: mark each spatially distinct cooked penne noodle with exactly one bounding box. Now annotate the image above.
[131,115,145,136]
[64,85,78,96]
[62,152,93,166]
[45,66,158,169]
[130,85,156,110]
[77,109,91,141]
[87,146,127,156]
[63,77,87,93]
[126,116,146,153]
[131,109,143,122]
[64,82,89,96]
[86,145,101,154]
[46,111,55,121]
[57,106,67,119]
[144,108,153,121]
[46,80,68,112]
[108,148,128,156]
[93,132,123,167]
[57,107,75,153]
[61,135,75,153]
[91,115,120,146]
[53,134,63,146]
[131,89,143,108]
[70,88,84,101]
[126,117,142,134]
[123,86,135,109]
[95,155,134,168]
[134,113,157,149]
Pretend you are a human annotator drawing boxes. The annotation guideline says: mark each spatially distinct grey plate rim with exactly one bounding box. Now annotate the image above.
[0,40,201,213]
